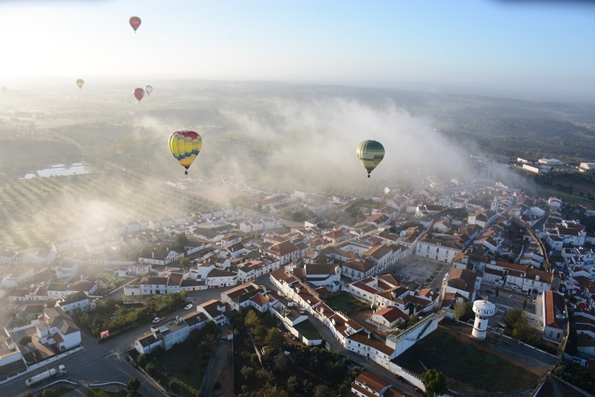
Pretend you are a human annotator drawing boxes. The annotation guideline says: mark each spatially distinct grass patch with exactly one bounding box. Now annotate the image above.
[392,327,539,393]
[325,293,369,315]
[142,333,212,396]
[50,387,74,396]
[531,185,593,207]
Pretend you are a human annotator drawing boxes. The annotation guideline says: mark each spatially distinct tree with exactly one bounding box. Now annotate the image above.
[421,369,448,397]
[512,322,533,342]
[19,393,34,397]
[136,353,147,366]
[505,308,526,328]
[286,375,298,392]
[174,233,189,251]
[453,301,470,322]
[178,257,191,269]
[314,384,334,397]
[19,335,32,347]
[240,366,254,380]
[265,328,285,350]
[245,310,260,330]
[128,377,141,390]
[407,314,420,328]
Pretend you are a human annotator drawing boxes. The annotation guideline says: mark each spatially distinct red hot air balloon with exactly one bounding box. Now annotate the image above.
[129,16,141,33]
[133,88,145,103]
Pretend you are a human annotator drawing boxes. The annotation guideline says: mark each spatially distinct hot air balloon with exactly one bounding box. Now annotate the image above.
[145,85,153,95]
[133,88,145,103]
[129,16,141,33]
[1,87,6,93]
[169,130,202,175]
[76,79,84,89]
[356,140,385,178]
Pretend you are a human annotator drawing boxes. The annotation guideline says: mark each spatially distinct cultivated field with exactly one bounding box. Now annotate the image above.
[0,168,210,251]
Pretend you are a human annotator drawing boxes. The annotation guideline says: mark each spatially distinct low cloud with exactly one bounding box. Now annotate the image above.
[212,98,474,190]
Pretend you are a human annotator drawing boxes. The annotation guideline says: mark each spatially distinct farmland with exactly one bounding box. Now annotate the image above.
[0,168,210,251]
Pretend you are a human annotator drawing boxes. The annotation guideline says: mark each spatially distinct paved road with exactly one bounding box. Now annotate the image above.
[3,286,234,397]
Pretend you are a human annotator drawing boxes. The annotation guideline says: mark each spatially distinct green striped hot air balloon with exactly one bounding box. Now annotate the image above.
[356,140,385,178]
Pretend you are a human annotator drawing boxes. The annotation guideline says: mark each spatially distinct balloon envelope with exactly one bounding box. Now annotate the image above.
[145,85,153,95]
[129,16,141,32]
[133,88,145,102]
[169,130,202,175]
[76,79,84,89]
[356,140,385,178]
[1,87,6,92]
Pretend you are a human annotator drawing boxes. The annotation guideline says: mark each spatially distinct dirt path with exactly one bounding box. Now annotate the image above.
[213,349,234,397]
[199,340,233,397]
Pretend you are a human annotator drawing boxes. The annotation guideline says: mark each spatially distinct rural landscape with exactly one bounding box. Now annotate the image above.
[1,1,595,397]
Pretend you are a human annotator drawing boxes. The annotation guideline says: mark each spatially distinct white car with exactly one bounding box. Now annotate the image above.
[184,303,193,310]
[152,317,161,324]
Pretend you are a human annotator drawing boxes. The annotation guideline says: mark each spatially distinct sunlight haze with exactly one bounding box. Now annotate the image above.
[1,0,594,99]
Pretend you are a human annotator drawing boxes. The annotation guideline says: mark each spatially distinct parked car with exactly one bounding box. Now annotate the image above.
[152,317,161,324]
[184,303,193,310]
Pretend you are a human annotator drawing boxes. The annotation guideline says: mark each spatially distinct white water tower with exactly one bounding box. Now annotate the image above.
[472,299,496,340]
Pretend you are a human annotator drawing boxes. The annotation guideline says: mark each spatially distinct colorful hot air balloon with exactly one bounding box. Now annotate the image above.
[129,16,141,33]
[356,140,385,178]
[1,86,6,93]
[169,130,202,175]
[133,88,145,103]
[145,85,153,95]
[76,79,84,89]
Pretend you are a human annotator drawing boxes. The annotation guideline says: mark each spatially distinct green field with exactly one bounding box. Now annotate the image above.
[325,293,370,315]
[393,327,539,393]
[532,185,594,207]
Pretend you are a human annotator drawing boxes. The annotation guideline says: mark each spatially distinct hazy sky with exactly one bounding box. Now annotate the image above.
[1,0,594,98]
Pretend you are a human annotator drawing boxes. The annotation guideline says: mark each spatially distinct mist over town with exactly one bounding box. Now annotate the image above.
[1,1,595,397]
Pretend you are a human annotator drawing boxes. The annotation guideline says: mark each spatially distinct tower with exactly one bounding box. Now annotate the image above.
[472,299,496,340]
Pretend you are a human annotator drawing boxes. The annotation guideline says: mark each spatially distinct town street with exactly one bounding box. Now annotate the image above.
[3,286,233,397]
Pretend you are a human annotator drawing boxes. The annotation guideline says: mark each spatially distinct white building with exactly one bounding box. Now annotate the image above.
[33,307,81,351]
[134,312,208,354]
[538,158,564,166]
[415,234,462,264]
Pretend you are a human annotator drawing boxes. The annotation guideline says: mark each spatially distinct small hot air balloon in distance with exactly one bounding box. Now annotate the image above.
[169,130,202,175]
[76,79,84,89]
[133,88,145,103]
[1,86,6,93]
[129,16,141,33]
[356,140,385,178]
[145,85,153,95]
